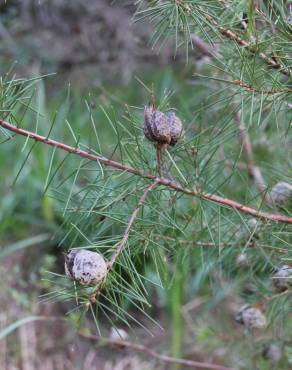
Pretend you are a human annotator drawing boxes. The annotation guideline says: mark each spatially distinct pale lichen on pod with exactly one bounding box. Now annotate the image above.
[273,265,292,291]
[65,249,107,285]
[270,182,292,209]
[234,305,266,329]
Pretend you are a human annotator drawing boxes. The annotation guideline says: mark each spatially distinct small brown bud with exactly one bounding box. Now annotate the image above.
[65,249,107,285]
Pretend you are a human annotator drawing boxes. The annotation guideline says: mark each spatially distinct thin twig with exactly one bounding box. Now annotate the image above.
[204,12,291,77]
[78,331,234,370]
[262,289,291,303]
[156,146,162,176]
[231,80,291,95]
[89,181,158,303]
[1,120,292,223]
[235,112,273,206]
[108,181,158,270]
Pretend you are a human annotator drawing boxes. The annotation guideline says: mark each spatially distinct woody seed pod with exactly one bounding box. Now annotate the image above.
[273,265,292,291]
[144,105,183,147]
[65,249,107,285]
[167,110,183,146]
[270,182,292,208]
[234,305,266,329]
[144,105,171,146]
[236,218,259,242]
[262,344,282,364]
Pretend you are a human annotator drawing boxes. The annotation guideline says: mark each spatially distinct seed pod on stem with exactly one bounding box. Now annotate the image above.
[167,110,183,146]
[144,104,183,175]
[270,182,292,209]
[273,265,292,291]
[234,304,266,329]
[144,105,171,147]
[65,249,107,286]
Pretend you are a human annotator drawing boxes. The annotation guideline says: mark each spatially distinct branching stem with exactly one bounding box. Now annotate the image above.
[89,181,158,303]
[107,181,158,270]
[79,331,233,370]
[1,120,292,224]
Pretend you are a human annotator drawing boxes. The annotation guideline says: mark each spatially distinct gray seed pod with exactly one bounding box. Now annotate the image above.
[273,265,292,291]
[235,253,249,267]
[64,250,78,279]
[65,250,107,285]
[270,182,292,208]
[262,344,282,364]
[234,305,266,329]
[167,111,183,146]
[236,218,259,241]
[144,105,171,146]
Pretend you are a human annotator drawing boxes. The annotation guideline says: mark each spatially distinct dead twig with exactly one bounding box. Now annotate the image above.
[79,331,234,370]
[232,80,291,95]
[262,289,291,303]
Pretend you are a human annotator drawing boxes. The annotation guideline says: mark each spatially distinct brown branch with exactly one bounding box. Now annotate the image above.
[89,181,158,303]
[1,119,292,224]
[235,112,273,207]
[156,146,162,176]
[78,332,234,370]
[231,80,291,95]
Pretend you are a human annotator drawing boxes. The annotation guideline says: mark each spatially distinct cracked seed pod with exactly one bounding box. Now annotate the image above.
[167,110,183,146]
[270,182,292,208]
[144,105,171,146]
[273,265,292,291]
[234,305,266,329]
[262,344,282,364]
[65,249,107,285]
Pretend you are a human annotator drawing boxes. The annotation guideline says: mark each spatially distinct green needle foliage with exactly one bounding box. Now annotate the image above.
[0,1,292,369]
